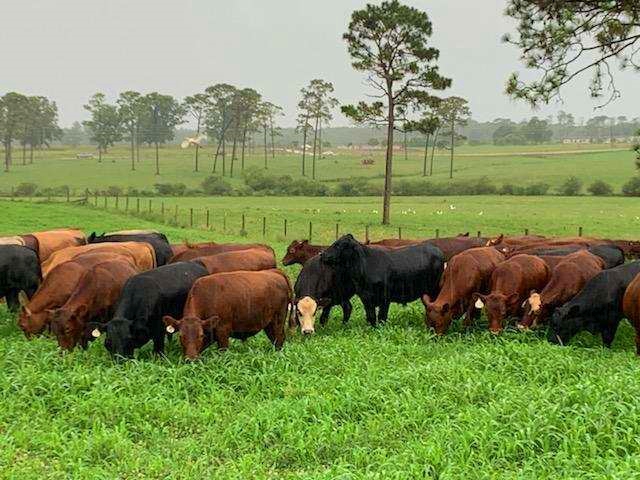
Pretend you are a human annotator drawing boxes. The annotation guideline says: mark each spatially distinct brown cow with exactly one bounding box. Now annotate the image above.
[486,234,547,249]
[163,269,291,360]
[282,240,327,266]
[519,250,605,329]
[423,247,505,334]
[41,241,155,276]
[49,258,139,350]
[370,236,488,260]
[194,249,276,274]
[18,252,125,337]
[622,273,640,355]
[472,254,550,334]
[31,228,86,263]
[170,242,274,263]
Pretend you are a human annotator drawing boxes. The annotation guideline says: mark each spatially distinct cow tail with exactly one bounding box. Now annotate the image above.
[278,270,297,331]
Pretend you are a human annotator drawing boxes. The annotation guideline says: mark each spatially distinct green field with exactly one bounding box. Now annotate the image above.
[0,142,635,194]
[3,200,640,478]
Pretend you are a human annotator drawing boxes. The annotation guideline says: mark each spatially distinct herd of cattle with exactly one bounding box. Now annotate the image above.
[3,228,640,360]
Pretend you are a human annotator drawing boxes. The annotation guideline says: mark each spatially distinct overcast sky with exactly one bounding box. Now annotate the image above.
[2,0,638,127]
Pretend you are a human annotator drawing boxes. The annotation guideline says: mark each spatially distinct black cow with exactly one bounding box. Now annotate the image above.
[320,234,444,327]
[88,231,173,266]
[588,244,625,269]
[293,254,355,334]
[95,261,208,357]
[548,261,640,347]
[0,245,41,311]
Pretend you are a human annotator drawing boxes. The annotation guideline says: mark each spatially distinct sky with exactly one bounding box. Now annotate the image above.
[2,0,638,128]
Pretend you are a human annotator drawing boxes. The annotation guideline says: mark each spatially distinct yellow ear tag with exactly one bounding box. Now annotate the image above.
[475,299,484,309]
[91,329,101,338]
[166,325,175,334]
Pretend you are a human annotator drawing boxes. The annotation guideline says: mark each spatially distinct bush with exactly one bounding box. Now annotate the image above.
[622,177,640,197]
[333,178,370,196]
[106,185,123,196]
[587,180,613,196]
[558,176,583,196]
[499,182,550,196]
[14,183,38,197]
[154,183,186,196]
[201,176,233,195]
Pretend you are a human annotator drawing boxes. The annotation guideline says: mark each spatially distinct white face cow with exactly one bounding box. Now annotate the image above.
[296,296,318,335]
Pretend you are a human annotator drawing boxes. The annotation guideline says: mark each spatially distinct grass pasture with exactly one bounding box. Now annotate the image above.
[0,142,635,193]
[2,200,640,478]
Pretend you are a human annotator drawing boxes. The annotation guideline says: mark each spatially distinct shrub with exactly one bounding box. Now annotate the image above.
[106,185,123,196]
[499,182,549,196]
[587,180,613,196]
[154,183,186,196]
[333,178,370,196]
[201,176,233,195]
[14,182,38,197]
[622,177,640,197]
[558,176,583,196]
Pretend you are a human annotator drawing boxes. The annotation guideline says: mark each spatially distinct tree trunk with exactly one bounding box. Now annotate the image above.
[241,125,247,171]
[155,142,160,175]
[194,117,201,172]
[449,116,455,179]
[430,128,439,176]
[404,129,408,161]
[312,115,319,180]
[230,134,237,177]
[301,123,308,176]
[30,144,34,164]
[98,147,102,163]
[270,119,275,158]
[422,134,430,176]
[130,128,135,171]
[136,124,140,162]
[4,141,10,172]
[22,142,26,166]
[264,125,268,169]
[318,121,323,160]
[222,137,226,176]
[383,94,395,225]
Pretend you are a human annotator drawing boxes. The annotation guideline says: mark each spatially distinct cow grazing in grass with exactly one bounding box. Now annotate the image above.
[622,269,640,355]
[472,254,550,334]
[321,234,444,327]
[293,255,355,334]
[547,262,640,348]
[163,269,292,360]
[282,240,327,266]
[0,245,41,312]
[97,261,210,358]
[194,249,276,274]
[88,231,173,266]
[169,242,274,263]
[423,247,504,335]
[519,250,605,329]
[49,258,139,351]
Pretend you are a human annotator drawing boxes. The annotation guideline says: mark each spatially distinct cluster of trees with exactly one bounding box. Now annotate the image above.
[82,86,282,175]
[0,93,61,172]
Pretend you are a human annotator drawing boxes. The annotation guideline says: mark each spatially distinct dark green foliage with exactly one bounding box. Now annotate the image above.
[500,182,550,196]
[587,180,613,196]
[13,182,38,197]
[201,176,233,196]
[622,177,640,197]
[558,176,583,196]
[154,183,187,196]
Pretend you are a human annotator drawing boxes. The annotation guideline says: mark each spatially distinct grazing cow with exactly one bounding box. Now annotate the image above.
[96,261,209,358]
[41,241,156,276]
[88,231,172,266]
[609,239,640,258]
[163,269,292,359]
[367,238,422,248]
[519,250,605,329]
[486,234,547,250]
[423,247,504,335]
[622,269,640,355]
[369,235,486,260]
[320,235,444,327]
[170,242,274,263]
[31,228,86,263]
[472,254,550,334]
[194,249,276,274]
[49,259,139,351]
[18,252,123,337]
[0,245,41,311]
[0,234,39,252]
[547,262,640,348]
[517,244,624,269]
[282,240,327,266]
[293,255,355,334]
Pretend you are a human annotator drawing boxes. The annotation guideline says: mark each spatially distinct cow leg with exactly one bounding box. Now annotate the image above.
[601,324,617,349]
[152,332,165,354]
[5,290,19,312]
[319,307,332,326]
[264,321,285,350]
[378,303,390,324]
[215,325,231,351]
[363,300,378,327]
[463,302,476,329]
[341,301,352,324]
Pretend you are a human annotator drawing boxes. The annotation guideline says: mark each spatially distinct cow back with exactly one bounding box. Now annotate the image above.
[193,249,276,274]
[171,243,274,262]
[32,229,86,263]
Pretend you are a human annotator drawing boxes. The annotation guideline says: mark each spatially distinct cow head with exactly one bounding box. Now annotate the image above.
[473,292,519,334]
[17,291,47,338]
[163,315,216,360]
[518,290,545,330]
[321,234,361,267]
[548,303,582,346]
[49,305,88,351]
[282,240,308,266]
[422,295,453,335]
[486,234,504,247]
[103,318,136,358]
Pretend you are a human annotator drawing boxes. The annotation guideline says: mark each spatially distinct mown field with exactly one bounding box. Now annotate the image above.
[3,199,640,478]
[0,142,635,193]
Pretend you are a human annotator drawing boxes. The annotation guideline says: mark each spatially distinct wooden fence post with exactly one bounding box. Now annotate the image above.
[161,202,165,218]
[148,200,152,213]
[125,195,129,212]
[578,226,583,237]
[263,217,266,237]
[398,227,402,239]
[524,228,529,236]
[190,208,194,227]
[206,209,210,229]
[115,194,119,209]
[335,223,339,240]
[284,219,287,237]
[365,225,369,243]
[66,188,70,203]
[103,195,107,209]
[94,193,98,206]
[241,214,246,233]
[223,213,226,233]
[436,228,440,238]
[477,231,481,238]
[136,198,140,213]
[309,221,313,241]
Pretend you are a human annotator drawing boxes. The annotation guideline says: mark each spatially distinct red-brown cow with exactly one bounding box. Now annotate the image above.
[18,252,124,337]
[194,249,276,274]
[519,250,605,329]
[49,259,139,350]
[170,242,274,262]
[282,240,327,266]
[163,269,291,360]
[422,247,504,334]
[472,254,550,334]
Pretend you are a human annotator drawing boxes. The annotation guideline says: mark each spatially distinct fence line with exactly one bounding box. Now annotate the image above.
[1,194,591,244]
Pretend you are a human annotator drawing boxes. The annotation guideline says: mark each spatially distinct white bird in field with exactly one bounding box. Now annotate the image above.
[478,211,484,216]
[180,134,207,149]
[436,210,443,215]
[449,204,456,210]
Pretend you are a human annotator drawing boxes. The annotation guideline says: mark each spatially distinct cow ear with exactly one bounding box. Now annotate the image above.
[163,315,180,333]
[88,232,95,241]
[301,240,308,245]
[462,232,469,237]
[346,234,354,240]
[202,315,219,330]
[421,294,432,306]
[472,293,485,309]
[18,291,30,308]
